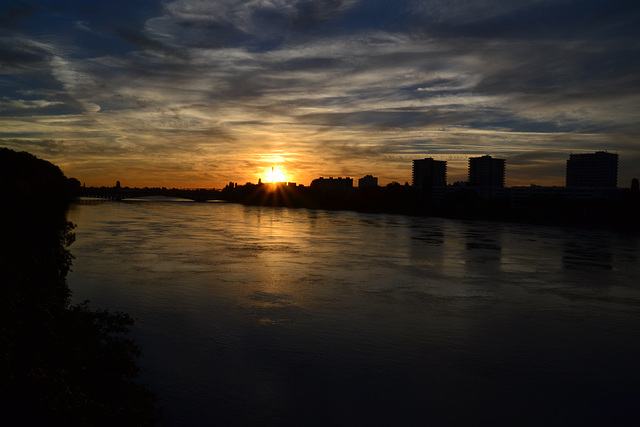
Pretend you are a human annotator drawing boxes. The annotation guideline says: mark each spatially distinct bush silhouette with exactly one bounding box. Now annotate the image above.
[0,148,159,425]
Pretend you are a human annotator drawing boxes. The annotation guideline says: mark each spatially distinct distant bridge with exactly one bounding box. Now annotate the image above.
[76,187,223,202]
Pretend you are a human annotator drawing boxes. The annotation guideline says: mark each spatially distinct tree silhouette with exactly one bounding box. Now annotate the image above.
[0,148,159,425]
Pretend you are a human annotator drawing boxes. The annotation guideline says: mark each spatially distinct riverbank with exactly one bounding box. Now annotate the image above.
[218,182,640,233]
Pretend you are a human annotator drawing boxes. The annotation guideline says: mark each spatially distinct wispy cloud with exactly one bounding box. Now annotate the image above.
[0,0,639,187]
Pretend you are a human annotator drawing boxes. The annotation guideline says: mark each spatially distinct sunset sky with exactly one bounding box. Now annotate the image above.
[1,0,639,188]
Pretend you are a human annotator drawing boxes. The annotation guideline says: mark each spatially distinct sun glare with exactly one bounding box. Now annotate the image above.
[266,167,287,183]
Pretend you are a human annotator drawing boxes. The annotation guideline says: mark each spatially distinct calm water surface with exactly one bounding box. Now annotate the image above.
[67,201,640,426]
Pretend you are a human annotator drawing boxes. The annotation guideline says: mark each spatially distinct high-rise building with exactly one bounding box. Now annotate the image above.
[412,158,447,188]
[358,175,378,188]
[566,151,618,188]
[468,155,505,187]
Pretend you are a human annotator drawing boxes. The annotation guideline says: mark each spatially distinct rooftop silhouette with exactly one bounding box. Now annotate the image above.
[69,149,638,231]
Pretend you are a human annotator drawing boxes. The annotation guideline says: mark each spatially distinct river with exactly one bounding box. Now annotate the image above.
[67,200,640,426]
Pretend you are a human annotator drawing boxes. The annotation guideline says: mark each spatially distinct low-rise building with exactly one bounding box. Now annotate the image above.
[310,176,354,189]
[358,175,378,188]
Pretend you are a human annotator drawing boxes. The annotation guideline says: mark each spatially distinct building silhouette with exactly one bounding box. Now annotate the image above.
[468,155,505,187]
[412,158,447,189]
[566,151,618,188]
[310,176,353,189]
[358,175,378,188]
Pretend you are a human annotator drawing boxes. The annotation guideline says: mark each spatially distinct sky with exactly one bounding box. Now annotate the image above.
[1,0,639,188]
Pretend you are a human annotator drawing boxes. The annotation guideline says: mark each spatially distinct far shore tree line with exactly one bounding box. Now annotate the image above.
[75,175,640,231]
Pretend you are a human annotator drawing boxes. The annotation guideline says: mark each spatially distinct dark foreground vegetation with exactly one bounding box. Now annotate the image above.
[1,148,159,425]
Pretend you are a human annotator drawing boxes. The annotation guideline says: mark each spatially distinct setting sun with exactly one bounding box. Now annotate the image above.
[266,167,287,183]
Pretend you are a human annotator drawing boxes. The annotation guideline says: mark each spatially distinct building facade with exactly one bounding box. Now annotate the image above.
[310,176,354,189]
[412,158,447,189]
[468,155,505,187]
[358,175,378,188]
[566,151,618,188]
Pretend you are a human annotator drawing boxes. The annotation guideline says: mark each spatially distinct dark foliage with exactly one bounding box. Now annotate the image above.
[0,148,160,425]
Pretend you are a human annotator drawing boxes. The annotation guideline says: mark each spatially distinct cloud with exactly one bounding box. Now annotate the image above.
[161,0,361,36]
[0,0,639,187]
[75,21,92,32]
[115,27,190,60]
[0,37,53,70]
[0,98,62,110]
